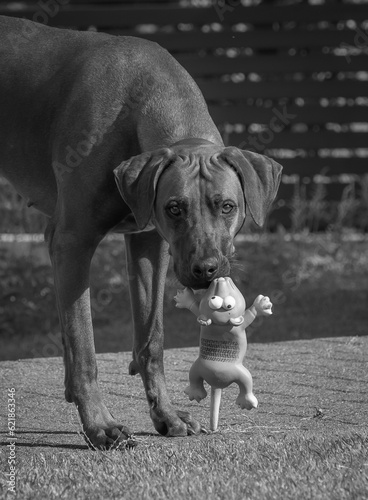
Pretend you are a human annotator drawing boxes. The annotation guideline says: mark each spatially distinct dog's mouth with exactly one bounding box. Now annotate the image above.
[179,277,212,291]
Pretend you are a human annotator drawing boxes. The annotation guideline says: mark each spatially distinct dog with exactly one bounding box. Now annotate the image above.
[0,15,282,448]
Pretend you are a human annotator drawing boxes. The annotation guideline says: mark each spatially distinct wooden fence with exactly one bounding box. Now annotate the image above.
[0,0,367,231]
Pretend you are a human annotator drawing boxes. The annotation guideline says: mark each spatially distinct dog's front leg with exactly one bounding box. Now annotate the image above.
[45,218,131,449]
[125,230,202,436]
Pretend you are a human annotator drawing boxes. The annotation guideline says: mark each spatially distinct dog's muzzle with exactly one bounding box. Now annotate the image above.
[176,254,231,290]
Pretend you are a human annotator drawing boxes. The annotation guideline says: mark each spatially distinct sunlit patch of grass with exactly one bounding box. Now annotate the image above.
[2,431,367,499]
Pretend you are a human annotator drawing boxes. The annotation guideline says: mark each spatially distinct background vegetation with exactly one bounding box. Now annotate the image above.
[1,229,367,361]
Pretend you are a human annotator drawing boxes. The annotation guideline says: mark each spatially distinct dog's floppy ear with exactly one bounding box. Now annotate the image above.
[113,148,176,230]
[219,147,283,227]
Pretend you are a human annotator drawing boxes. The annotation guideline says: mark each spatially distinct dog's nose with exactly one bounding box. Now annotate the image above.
[191,258,219,280]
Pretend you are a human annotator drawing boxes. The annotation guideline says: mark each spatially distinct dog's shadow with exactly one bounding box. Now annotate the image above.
[0,429,163,451]
[0,430,88,450]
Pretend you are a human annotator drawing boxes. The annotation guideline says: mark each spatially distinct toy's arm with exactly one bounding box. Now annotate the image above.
[243,307,257,329]
[243,295,273,328]
[174,288,200,315]
[197,315,212,326]
[229,316,244,326]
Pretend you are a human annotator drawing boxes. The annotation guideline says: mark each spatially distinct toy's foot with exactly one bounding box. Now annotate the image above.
[236,393,258,410]
[184,385,207,403]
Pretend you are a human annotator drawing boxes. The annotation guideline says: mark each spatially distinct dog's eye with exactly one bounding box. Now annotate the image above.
[168,206,181,216]
[222,203,234,214]
[223,296,236,310]
[209,295,223,310]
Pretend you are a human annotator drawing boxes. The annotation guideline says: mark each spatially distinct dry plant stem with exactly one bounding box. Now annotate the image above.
[210,387,222,431]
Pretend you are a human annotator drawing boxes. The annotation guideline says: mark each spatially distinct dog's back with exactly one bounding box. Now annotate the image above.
[0,16,218,217]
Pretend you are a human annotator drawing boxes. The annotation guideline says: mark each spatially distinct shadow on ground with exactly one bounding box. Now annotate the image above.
[0,336,367,454]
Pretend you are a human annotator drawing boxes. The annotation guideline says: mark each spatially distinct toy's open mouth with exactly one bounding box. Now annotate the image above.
[211,312,244,326]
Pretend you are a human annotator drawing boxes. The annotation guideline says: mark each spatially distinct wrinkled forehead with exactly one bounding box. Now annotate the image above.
[157,153,243,196]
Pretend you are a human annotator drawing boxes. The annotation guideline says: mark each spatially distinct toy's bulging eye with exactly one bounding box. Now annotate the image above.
[223,296,236,310]
[209,295,223,310]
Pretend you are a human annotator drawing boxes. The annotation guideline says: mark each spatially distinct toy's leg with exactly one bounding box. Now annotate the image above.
[210,387,222,431]
[234,366,258,410]
[184,359,208,403]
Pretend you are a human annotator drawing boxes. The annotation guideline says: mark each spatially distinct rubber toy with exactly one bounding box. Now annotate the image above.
[174,277,272,431]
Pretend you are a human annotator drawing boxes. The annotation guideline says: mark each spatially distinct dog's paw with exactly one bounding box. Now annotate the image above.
[83,422,136,450]
[75,395,137,450]
[150,407,203,437]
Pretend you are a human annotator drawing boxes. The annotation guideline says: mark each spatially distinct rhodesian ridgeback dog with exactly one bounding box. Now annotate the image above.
[0,16,282,448]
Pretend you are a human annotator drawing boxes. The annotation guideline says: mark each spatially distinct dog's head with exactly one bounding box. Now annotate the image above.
[114,140,282,289]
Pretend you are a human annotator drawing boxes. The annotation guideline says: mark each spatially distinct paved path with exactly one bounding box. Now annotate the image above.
[0,336,367,451]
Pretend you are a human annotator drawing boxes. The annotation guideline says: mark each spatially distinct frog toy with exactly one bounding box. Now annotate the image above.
[174,277,272,431]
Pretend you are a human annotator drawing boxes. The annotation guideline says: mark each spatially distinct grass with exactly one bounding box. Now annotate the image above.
[264,174,368,234]
[1,431,367,499]
[1,231,367,498]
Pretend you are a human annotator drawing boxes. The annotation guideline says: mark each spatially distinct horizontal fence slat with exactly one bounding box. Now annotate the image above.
[275,158,368,177]
[177,55,368,76]
[0,3,366,231]
[106,30,359,51]
[209,105,368,125]
[1,4,367,26]
[276,181,351,202]
[1,8,364,50]
[228,131,368,149]
[200,81,368,100]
